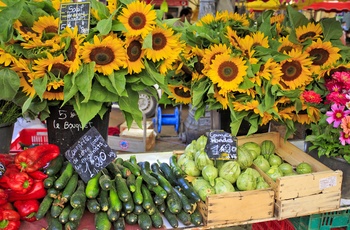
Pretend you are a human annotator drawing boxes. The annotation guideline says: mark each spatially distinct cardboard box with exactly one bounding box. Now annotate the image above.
[238,132,342,220]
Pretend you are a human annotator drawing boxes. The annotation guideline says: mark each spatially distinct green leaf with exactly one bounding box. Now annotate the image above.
[286,5,309,29]
[0,69,20,100]
[96,17,112,35]
[76,63,95,103]
[321,18,343,42]
[143,33,153,49]
[73,100,104,128]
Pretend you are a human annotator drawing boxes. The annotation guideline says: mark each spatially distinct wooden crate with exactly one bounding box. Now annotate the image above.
[119,120,153,133]
[238,132,342,220]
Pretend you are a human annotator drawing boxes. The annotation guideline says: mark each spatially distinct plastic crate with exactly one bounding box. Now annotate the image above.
[289,209,350,230]
[252,219,295,230]
[10,128,48,152]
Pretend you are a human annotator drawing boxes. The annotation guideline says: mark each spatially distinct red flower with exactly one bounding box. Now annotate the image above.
[301,90,322,104]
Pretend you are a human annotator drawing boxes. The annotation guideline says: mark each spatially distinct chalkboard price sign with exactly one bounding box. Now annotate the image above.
[65,127,117,183]
[205,130,237,160]
[59,2,90,34]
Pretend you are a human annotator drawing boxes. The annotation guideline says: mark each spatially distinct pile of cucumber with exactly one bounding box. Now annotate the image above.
[36,154,203,230]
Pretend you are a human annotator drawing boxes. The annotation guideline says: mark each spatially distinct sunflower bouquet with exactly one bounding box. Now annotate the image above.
[0,0,183,128]
[160,5,350,138]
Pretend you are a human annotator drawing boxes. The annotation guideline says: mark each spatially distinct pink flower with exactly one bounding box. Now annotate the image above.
[326,104,350,128]
[339,131,350,145]
[301,91,322,104]
[341,115,350,134]
[326,91,349,106]
[333,71,350,90]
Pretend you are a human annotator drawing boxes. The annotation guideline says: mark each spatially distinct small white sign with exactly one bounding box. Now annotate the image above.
[319,176,337,190]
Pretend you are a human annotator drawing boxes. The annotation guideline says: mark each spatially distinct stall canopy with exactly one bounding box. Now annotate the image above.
[304,1,350,12]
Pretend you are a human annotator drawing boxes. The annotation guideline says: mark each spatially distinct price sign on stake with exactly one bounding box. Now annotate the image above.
[65,127,117,183]
[59,2,90,34]
[205,130,237,160]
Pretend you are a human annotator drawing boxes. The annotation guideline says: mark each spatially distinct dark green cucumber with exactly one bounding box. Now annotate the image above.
[61,173,79,203]
[109,187,122,212]
[107,208,120,222]
[158,161,178,186]
[141,184,155,210]
[116,163,132,178]
[125,213,138,225]
[129,155,137,165]
[133,204,144,215]
[150,209,163,229]
[138,212,152,230]
[126,173,136,193]
[86,198,101,214]
[99,171,113,191]
[35,194,54,220]
[106,162,122,178]
[113,217,125,230]
[70,180,86,209]
[153,194,165,206]
[150,171,173,195]
[122,197,135,214]
[177,209,192,226]
[47,187,60,199]
[166,190,182,214]
[147,184,167,199]
[133,175,143,205]
[190,208,203,226]
[177,176,201,203]
[64,221,79,230]
[54,163,74,190]
[85,171,102,199]
[46,212,63,230]
[95,211,112,230]
[98,189,109,211]
[164,207,179,228]
[115,174,132,202]
[58,205,72,224]
[122,160,141,176]
[114,157,124,165]
[169,155,185,177]
[157,202,166,213]
[173,186,193,214]
[45,155,64,177]
[43,176,57,189]
[68,206,84,222]
[139,161,158,187]
[150,162,162,175]
[50,198,65,218]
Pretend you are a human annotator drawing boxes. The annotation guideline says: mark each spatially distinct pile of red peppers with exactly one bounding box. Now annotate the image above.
[0,144,60,230]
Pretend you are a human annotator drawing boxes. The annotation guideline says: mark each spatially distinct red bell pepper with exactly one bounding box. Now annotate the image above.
[0,190,7,206]
[0,165,20,189]
[27,171,48,181]
[7,180,46,202]
[0,209,20,230]
[14,144,60,173]
[13,199,39,222]
[0,155,14,167]
[7,172,33,194]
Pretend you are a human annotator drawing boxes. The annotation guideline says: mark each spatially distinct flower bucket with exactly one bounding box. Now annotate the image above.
[0,122,14,153]
[46,105,110,154]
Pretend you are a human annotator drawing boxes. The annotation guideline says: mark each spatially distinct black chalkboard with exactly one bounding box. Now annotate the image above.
[59,2,90,34]
[205,130,237,160]
[64,127,117,183]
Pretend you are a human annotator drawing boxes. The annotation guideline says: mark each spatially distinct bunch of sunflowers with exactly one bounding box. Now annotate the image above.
[161,6,350,138]
[0,0,184,127]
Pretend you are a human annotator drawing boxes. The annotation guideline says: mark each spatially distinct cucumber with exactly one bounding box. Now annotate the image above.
[157,202,166,213]
[46,212,63,230]
[70,180,86,209]
[145,204,156,216]
[106,162,122,178]
[126,173,136,192]
[125,213,138,225]
[164,207,179,228]
[177,209,192,226]
[99,172,113,191]
[122,160,141,176]
[86,198,101,214]
[115,174,132,202]
[114,157,124,165]
[64,221,79,230]
[45,155,64,176]
[141,184,155,210]
[107,208,120,222]
[95,211,112,230]
[147,184,167,199]
[153,194,165,206]
[50,198,65,218]
[133,175,143,205]
[169,155,185,177]
[116,163,132,178]
[85,171,102,198]
[133,204,144,215]
[173,187,193,214]
[177,176,201,203]
[54,163,74,190]
[98,189,109,211]
[139,161,159,187]
[109,187,122,212]
[166,190,182,214]
[138,212,152,230]
[43,176,57,189]
[190,208,203,226]
[58,205,72,224]
[149,171,173,195]
[113,217,125,230]
[68,206,84,222]
[150,209,163,229]
[61,173,79,203]
[47,187,60,199]
[129,155,137,165]
[122,197,135,214]
[35,194,54,220]
[158,161,178,186]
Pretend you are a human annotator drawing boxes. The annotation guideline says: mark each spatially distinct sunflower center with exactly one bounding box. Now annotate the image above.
[174,87,191,98]
[66,40,78,61]
[309,48,329,66]
[44,26,58,34]
[49,64,69,78]
[280,46,293,54]
[281,60,302,81]
[218,61,238,81]
[127,40,142,62]
[152,33,166,51]
[90,47,115,65]
[129,13,146,30]
[299,32,316,42]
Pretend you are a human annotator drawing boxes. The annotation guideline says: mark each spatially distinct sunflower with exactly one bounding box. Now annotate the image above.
[201,43,232,75]
[250,31,269,48]
[227,12,250,27]
[295,22,323,43]
[168,85,191,104]
[278,36,302,54]
[305,38,341,74]
[12,59,36,98]
[13,20,37,41]
[81,35,127,75]
[31,53,70,79]
[270,14,284,25]
[225,26,240,48]
[279,49,313,90]
[195,13,215,26]
[144,25,180,62]
[118,1,157,38]
[51,0,71,11]
[207,53,248,93]
[252,58,283,86]
[124,36,145,74]
[214,90,229,109]
[237,34,258,65]
[291,105,321,124]
[0,48,15,66]
[232,100,262,116]
[61,27,84,73]
[31,15,59,35]
[43,79,65,101]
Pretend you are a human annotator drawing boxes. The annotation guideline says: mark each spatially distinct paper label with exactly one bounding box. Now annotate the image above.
[319,176,337,190]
